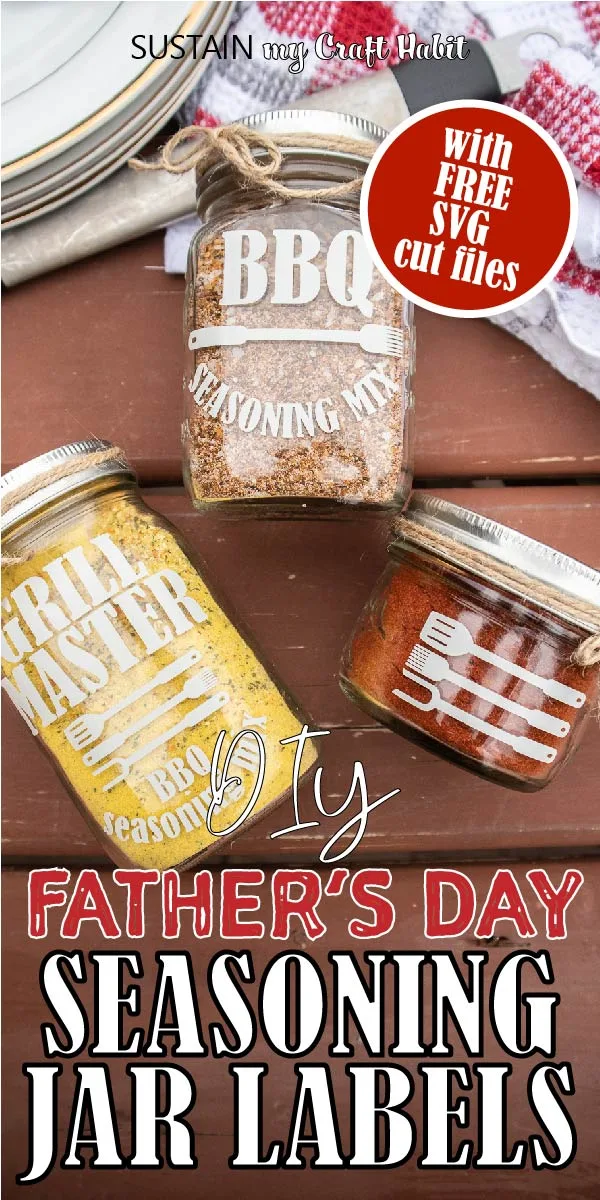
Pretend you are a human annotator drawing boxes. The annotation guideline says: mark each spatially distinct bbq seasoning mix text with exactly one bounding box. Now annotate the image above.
[168,112,415,512]
[1,442,317,867]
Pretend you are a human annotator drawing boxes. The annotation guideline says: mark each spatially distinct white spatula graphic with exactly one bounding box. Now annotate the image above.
[420,613,586,708]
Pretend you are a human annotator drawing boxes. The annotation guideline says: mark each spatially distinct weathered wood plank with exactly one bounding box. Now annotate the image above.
[3,487,599,864]
[2,863,598,1197]
[2,235,599,483]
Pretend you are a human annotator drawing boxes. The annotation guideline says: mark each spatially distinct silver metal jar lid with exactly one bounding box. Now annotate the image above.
[1,439,134,535]
[241,108,387,156]
[196,108,387,207]
[396,491,600,627]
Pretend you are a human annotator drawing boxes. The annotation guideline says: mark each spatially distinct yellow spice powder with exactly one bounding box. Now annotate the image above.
[2,495,317,867]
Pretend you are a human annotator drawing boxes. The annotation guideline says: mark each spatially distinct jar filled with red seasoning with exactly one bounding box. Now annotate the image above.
[341,493,600,792]
[182,110,415,514]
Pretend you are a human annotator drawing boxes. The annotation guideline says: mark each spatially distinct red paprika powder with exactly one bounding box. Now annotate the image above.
[341,494,600,791]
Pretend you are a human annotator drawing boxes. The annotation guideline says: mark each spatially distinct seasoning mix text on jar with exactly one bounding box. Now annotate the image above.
[182,110,415,513]
[1,441,317,867]
[341,493,600,791]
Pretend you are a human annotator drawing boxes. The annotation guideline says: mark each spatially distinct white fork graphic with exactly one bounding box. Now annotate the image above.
[82,668,218,766]
[393,669,557,764]
[64,648,202,749]
[94,689,230,791]
[406,645,569,738]
[188,324,404,357]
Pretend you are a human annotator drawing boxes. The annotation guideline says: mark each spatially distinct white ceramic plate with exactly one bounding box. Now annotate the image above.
[1,5,232,226]
[2,1,203,168]
[2,49,209,220]
[2,1,226,208]
[1,2,118,103]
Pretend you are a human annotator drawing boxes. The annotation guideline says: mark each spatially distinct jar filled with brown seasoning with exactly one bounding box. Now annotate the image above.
[183,110,415,514]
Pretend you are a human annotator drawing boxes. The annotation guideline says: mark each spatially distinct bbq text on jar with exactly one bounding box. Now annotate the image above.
[1,441,317,867]
[341,493,600,791]
[160,111,415,512]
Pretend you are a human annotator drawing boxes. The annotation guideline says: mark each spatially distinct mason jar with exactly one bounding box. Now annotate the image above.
[341,493,600,792]
[1,440,317,867]
[183,109,415,514]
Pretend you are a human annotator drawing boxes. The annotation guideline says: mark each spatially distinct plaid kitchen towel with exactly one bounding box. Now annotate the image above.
[166,1,600,398]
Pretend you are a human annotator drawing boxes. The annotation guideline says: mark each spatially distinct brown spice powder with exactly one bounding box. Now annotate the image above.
[183,202,411,509]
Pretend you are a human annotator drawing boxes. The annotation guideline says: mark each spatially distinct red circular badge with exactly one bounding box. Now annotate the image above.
[361,100,577,318]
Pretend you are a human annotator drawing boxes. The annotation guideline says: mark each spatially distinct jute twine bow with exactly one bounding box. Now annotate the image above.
[393,517,600,672]
[129,122,377,202]
[1,446,128,566]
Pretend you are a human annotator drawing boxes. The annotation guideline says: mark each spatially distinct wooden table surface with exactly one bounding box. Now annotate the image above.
[2,234,599,1198]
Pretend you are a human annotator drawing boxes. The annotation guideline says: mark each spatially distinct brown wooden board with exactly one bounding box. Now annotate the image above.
[3,486,599,865]
[2,862,597,1198]
[2,234,599,484]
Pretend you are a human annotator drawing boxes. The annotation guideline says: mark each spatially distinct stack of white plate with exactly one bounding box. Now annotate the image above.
[1,1,233,228]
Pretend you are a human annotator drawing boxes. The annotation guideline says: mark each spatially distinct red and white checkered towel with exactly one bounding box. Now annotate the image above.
[167,1,600,398]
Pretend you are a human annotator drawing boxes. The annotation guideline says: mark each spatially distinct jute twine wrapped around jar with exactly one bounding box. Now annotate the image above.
[129,122,377,201]
[1,446,128,565]
[394,516,600,670]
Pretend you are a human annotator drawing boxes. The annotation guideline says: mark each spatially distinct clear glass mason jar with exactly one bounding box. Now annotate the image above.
[1,441,317,867]
[341,493,600,792]
[183,109,415,514]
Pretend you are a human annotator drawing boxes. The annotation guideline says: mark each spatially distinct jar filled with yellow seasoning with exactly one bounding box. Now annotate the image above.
[1,440,317,867]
